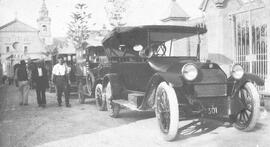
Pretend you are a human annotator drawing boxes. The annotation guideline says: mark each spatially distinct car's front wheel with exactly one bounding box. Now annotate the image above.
[233,82,260,131]
[155,82,179,141]
[105,82,120,118]
[95,83,106,111]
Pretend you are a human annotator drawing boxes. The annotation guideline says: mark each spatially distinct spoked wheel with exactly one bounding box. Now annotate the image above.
[95,83,106,111]
[155,82,179,141]
[105,82,120,118]
[86,74,93,96]
[233,82,260,131]
[78,81,85,104]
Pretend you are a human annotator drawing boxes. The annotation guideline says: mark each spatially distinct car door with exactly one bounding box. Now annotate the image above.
[111,59,154,92]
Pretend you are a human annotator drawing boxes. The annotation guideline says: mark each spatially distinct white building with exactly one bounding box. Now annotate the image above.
[160,0,269,92]
[159,0,208,62]
[0,0,51,77]
[199,0,270,91]
[37,0,52,45]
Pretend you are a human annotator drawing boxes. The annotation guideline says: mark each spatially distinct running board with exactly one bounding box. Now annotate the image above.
[113,99,142,111]
[126,90,145,96]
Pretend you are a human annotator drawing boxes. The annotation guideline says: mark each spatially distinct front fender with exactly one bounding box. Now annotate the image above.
[242,73,264,86]
[228,73,264,95]
[140,72,183,109]
[155,72,183,87]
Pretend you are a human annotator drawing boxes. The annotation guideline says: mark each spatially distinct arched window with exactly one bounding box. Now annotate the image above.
[24,46,28,54]
[6,46,10,53]
[241,0,255,3]
[42,25,47,32]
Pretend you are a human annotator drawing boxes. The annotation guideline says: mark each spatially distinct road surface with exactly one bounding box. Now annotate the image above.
[0,85,154,147]
[0,85,269,147]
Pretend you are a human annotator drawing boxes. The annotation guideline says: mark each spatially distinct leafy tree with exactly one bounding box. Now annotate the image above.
[104,0,129,27]
[43,38,68,57]
[67,3,91,49]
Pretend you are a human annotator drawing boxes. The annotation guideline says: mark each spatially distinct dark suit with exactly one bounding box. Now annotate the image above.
[32,67,49,106]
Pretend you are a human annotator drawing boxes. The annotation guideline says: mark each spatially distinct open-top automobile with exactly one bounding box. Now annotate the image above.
[76,44,107,104]
[95,25,264,141]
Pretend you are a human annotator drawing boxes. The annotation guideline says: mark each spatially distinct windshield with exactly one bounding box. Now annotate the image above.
[142,33,200,57]
[105,45,139,57]
[102,25,205,58]
[105,33,200,58]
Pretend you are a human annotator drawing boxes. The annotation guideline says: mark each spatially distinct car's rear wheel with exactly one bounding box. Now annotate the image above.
[95,83,105,111]
[233,82,260,131]
[155,82,179,141]
[86,74,93,96]
[105,82,120,118]
[78,81,85,104]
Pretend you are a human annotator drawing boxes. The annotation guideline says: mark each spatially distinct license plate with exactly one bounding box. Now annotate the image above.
[207,105,218,115]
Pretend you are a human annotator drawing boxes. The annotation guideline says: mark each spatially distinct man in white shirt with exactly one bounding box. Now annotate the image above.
[52,56,71,107]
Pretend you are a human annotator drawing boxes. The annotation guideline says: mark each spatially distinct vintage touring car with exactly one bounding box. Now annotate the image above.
[76,44,107,104]
[93,25,264,141]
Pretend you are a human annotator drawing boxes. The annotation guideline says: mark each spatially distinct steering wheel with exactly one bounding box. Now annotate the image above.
[154,44,166,56]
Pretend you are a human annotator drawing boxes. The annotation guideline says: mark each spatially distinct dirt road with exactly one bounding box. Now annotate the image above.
[1,85,269,147]
[0,85,154,147]
[38,115,270,147]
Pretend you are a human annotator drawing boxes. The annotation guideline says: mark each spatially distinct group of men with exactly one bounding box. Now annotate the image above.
[14,56,71,108]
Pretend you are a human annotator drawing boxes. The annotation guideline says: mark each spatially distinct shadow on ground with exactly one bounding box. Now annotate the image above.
[175,119,222,141]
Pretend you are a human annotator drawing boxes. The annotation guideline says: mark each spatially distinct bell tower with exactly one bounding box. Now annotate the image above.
[37,0,51,44]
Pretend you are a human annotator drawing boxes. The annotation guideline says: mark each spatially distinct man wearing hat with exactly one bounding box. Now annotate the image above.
[32,60,49,107]
[15,60,30,105]
[51,56,71,107]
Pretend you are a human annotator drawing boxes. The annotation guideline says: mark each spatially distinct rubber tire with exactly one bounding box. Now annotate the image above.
[86,74,93,96]
[233,82,260,131]
[105,82,120,118]
[95,83,106,111]
[155,82,179,141]
[78,82,85,104]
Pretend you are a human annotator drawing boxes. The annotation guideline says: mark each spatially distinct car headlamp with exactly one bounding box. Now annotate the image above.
[231,64,244,80]
[182,63,198,81]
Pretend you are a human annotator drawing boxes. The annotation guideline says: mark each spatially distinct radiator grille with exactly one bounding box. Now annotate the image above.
[195,84,227,97]
[200,69,226,83]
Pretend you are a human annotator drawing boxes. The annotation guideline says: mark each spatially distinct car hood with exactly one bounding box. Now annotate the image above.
[147,57,198,73]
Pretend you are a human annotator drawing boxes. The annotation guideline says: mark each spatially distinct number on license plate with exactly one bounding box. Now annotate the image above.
[208,105,218,115]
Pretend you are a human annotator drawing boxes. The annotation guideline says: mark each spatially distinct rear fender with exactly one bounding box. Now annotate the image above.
[102,73,123,99]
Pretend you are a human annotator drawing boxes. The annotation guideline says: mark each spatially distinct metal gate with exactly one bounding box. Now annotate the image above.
[234,8,268,91]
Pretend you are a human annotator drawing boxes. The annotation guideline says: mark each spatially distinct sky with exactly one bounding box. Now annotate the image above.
[0,0,204,37]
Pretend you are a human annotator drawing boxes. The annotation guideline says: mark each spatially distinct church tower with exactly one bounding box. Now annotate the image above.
[37,0,51,45]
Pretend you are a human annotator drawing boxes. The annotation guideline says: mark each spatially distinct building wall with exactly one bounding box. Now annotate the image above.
[204,0,241,59]
[0,31,45,77]
[265,0,270,91]
[202,0,270,91]
[160,17,208,61]
[37,19,52,45]
[0,31,44,54]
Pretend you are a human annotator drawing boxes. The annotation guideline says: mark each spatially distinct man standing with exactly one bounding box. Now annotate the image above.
[32,60,49,108]
[13,63,20,87]
[15,60,30,105]
[51,57,71,107]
